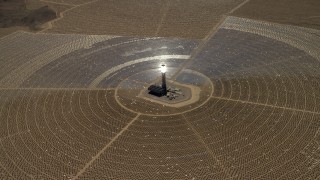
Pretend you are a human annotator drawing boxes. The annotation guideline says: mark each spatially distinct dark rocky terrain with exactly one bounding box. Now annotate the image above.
[0,0,56,29]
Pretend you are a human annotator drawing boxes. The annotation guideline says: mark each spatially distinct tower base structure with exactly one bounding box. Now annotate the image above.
[144,80,196,107]
[148,84,167,97]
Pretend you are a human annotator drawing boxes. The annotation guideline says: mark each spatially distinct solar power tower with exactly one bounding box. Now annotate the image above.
[148,64,167,96]
[160,64,167,95]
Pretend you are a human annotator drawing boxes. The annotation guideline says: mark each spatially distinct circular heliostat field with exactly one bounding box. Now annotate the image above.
[0,15,319,179]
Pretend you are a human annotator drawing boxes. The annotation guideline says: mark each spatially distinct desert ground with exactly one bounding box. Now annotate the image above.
[0,0,320,179]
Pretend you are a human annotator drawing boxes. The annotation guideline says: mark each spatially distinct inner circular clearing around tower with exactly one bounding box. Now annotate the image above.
[115,67,214,115]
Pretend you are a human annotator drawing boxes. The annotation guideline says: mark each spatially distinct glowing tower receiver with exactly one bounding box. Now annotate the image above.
[160,64,167,73]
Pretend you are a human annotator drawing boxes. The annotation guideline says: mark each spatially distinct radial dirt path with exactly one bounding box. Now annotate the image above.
[72,113,141,179]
